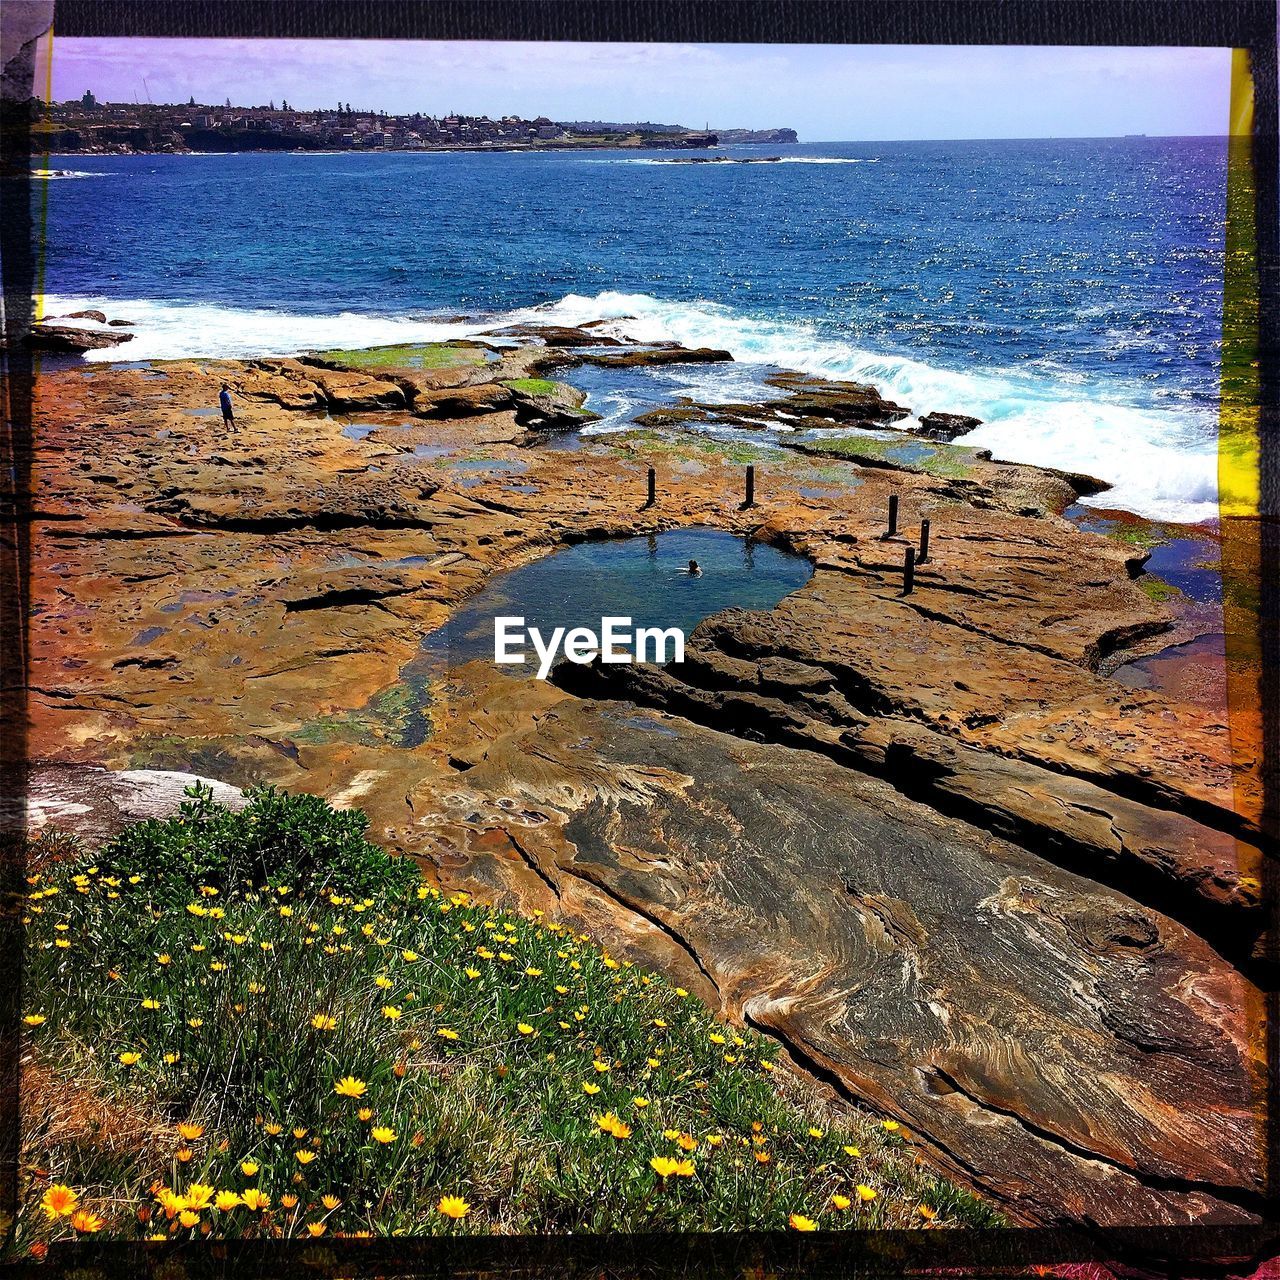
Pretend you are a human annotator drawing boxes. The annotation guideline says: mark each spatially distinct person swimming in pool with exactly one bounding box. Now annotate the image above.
[686,559,702,577]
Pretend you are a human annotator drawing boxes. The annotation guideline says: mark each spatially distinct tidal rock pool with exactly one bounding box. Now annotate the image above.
[296,529,812,751]
[428,527,813,671]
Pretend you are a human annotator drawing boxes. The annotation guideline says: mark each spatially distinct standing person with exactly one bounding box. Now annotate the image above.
[219,384,235,429]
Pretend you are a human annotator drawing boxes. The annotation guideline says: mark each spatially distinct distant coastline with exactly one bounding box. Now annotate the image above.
[26,96,799,156]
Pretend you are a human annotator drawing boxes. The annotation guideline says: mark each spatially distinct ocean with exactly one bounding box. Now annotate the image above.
[37,137,1226,522]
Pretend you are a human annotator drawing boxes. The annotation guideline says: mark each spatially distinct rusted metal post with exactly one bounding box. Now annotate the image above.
[903,545,915,595]
[645,466,656,508]
[887,494,899,538]
[744,465,756,508]
[919,518,930,564]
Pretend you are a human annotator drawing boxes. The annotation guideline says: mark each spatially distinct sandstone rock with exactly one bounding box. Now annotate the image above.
[576,346,733,369]
[413,383,515,419]
[16,762,246,847]
[65,309,108,324]
[424,690,1264,1226]
[917,410,982,441]
[27,323,134,352]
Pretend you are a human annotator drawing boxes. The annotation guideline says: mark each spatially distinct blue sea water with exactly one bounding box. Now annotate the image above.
[37,138,1227,521]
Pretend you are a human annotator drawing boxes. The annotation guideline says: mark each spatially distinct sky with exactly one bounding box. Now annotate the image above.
[51,40,1230,141]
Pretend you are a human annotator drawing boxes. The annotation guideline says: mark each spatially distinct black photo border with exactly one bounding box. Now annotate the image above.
[2,2,1277,1276]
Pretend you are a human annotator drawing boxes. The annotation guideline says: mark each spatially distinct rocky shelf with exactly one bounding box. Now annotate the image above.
[21,323,1267,1228]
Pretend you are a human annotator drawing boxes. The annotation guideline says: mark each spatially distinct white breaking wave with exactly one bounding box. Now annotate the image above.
[41,295,482,362]
[41,289,1219,523]
[25,169,109,179]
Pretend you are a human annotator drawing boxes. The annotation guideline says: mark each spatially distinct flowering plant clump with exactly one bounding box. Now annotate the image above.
[15,788,998,1251]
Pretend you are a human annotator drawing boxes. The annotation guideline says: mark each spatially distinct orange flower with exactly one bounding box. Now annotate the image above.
[788,1213,818,1232]
[41,1185,79,1219]
[177,1122,204,1141]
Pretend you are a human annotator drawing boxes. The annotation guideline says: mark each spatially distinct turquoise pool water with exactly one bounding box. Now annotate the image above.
[424,527,813,670]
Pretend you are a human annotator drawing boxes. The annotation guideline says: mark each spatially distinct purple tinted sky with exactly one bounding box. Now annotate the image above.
[51,40,1230,141]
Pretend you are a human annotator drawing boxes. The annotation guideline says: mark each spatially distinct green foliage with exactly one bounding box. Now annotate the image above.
[80,784,419,906]
[18,790,999,1244]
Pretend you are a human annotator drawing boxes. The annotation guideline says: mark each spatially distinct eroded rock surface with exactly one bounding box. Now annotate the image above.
[24,338,1265,1228]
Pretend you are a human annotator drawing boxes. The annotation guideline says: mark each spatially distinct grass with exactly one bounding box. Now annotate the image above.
[14,786,999,1254]
[316,344,487,371]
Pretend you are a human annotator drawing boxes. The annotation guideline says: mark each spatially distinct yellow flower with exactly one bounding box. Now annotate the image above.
[305,1222,327,1237]
[831,1194,852,1211]
[650,1156,680,1178]
[646,1057,661,1069]
[709,1033,726,1045]
[633,1097,650,1109]
[292,1127,308,1139]
[671,1159,695,1177]
[371,1127,397,1144]
[178,1210,201,1228]
[118,1051,141,1066]
[464,968,481,980]
[881,1120,900,1132]
[311,1013,337,1031]
[524,967,542,977]
[677,1134,697,1152]
[788,1213,818,1232]
[856,1185,877,1202]
[705,1134,724,1147]
[358,1108,373,1122]
[334,1076,367,1098]
[70,1209,105,1233]
[437,1028,459,1041]
[240,1161,259,1177]
[177,1122,205,1141]
[321,1194,341,1210]
[760,1060,775,1072]
[675,987,689,997]
[582,1082,601,1095]
[374,976,393,989]
[594,1112,631,1140]
[41,1184,79,1219]
[164,1052,181,1065]
[401,950,419,962]
[516,1022,535,1036]
[808,1127,824,1139]
[240,1189,270,1211]
[295,1149,316,1164]
[438,1194,470,1220]
[652,1018,667,1029]
[843,1145,861,1158]
[263,1122,283,1135]
[382,1005,402,1021]
[188,1018,204,1029]
[23,1014,46,1026]
[215,1191,242,1211]
[184,1184,215,1211]
[592,1059,610,1073]
[918,1203,938,1221]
